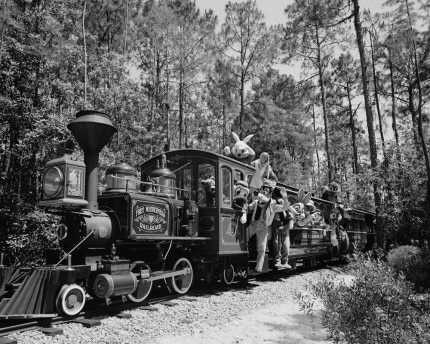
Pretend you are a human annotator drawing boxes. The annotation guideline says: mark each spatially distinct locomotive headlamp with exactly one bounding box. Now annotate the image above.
[39,154,88,208]
[43,167,64,197]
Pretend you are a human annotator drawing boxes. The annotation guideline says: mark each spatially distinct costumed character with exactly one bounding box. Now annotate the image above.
[248,180,290,275]
[201,176,216,207]
[249,152,277,195]
[232,180,250,250]
[223,132,255,164]
[292,189,314,227]
[321,181,340,203]
[233,180,250,224]
[311,210,328,230]
[329,205,350,256]
[271,187,298,269]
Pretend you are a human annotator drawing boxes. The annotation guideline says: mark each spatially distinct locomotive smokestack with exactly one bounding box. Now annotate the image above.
[67,110,117,211]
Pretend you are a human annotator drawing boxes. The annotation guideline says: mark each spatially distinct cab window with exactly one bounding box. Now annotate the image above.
[222,167,232,206]
[197,163,216,207]
[180,165,192,200]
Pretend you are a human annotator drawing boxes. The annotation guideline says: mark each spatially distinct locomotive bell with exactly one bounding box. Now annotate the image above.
[67,110,117,211]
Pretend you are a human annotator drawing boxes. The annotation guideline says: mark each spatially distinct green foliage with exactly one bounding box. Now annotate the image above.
[379,143,428,246]
[386,245,421,272]
[387,246,430,289]
[305,252,430,343]
[0,205,59,266]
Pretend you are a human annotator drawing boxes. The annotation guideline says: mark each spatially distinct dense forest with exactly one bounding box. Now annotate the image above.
[0,0,429,262]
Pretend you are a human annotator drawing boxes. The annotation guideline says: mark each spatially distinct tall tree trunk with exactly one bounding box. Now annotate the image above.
[123,0,129,55]
[178,69,184,148]
[315,26,332,182]
[388,48,400,145]
[239,72,245,136]
[347,83,359,174]
[165,43,170,149]
[82,0,87,107]
[0,0,7,67]
[352,0,383,248]
[370,32,386,156]
[222,100,226,151]
[407,84,420,151]
[184,93,188,148]
[312,105,321,185]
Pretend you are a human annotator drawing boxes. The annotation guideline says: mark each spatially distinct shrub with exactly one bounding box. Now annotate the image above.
[303,252,430,343]
[2,209,59,266]
[387,245,430,290]
[387,245,420,273]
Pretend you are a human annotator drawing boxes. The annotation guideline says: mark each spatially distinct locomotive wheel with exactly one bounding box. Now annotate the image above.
[168,257,194,294]
[56,284,86,316]
[221,263,235,285]
[127,264,152,303]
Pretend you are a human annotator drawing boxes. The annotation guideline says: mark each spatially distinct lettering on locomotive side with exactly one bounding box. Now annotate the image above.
[132,200,169,235]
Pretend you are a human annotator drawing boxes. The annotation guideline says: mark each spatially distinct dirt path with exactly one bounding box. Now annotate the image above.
[157,297,331,344]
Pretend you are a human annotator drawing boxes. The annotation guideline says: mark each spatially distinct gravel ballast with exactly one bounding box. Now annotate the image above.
[8,267,341,344]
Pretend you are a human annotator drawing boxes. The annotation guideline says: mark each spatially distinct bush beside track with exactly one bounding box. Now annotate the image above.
[299,249,430,344]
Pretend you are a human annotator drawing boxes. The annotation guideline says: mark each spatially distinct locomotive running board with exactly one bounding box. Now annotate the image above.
[128,236,210,241]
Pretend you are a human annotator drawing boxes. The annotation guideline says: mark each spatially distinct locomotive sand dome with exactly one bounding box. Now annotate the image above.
[105,162,138,192]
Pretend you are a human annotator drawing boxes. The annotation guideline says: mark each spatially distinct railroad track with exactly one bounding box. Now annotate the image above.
[0,285,188,337]
[0,261,345,341]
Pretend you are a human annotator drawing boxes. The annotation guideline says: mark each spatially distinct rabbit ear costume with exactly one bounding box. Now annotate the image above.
[223,132,255,164]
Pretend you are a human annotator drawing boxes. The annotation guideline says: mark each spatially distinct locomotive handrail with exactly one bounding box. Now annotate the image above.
[54,229,95,268]
[155,162,191,177]
[109,175,190,193]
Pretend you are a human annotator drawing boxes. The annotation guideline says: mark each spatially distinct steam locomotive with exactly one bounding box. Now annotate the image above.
[0,110,375,318]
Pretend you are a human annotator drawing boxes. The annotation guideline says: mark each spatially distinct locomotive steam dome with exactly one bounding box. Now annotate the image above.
[105,162,138,192]
[148,154,176,197]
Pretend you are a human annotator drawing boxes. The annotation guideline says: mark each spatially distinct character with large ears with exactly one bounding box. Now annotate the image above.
[248,180,291,274]
[232,180,250,251]
[201,176,216,207]
[321,181,340,203]
[224,132,256,164]
[292,188,314,227]
[233,180,250,224]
